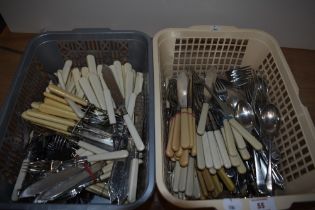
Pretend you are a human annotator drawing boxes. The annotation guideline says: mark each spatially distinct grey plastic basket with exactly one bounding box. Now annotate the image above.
[0,28,155,210]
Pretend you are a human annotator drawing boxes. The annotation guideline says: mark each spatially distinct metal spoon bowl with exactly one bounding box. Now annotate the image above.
[234,100,255,130]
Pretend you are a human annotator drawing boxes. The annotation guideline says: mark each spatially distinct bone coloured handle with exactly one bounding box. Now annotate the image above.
[72,68,85,98]
[172,113,181,152]
[32,102,79,121]
[89,73,106,110]
[197,103,209,135]
[127,93,137,118]
[172,161,181,192]
[48,84,88,106]
[87,55,97,74]
[202,169,215,192]
[202,132,213,169]
[187,107,194,149]
[231,126,247,150]
[217,168,235,192]
[179,165,188,192]
[196,134,206,170]
[236,152,247,174]
[223,119,238,157]
[104,88,116,124]
[127,158,139,203]
[185,157,195,197]
[192,169,201,199]
[43,92,68,104]
[207,131,223,170]
[44,98,73,112]
[214,130,231,169]
[79,77,100,107]
[238,147,251,161]
[179,149,189,167]
[123,114,145,151]
[61,60,72,84]
[22,111,69,132]
[180,108,190,149]
[191,116,197,156]
[166,117,175,158]
[77,141,109,154]
[229,118,263,150]
[86,150,128,162]
[26,109,76,127]
[196,170,209,198]
[211,174,223,194]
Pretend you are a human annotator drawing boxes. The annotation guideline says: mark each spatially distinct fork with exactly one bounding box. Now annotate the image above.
[214,79,228,102]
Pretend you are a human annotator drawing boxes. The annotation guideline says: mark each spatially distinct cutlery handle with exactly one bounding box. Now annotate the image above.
[179,149,189,167]
[48,84,88,106]
[202,132,213,169]
[214,130,231,169]
[72,68,85,98]
[79,77,100,107]
[127,158,139,203]
[180,108,190,149]
[124,65,134,107]
[172,113,181,152]
[196,170,209,198]
[57,71,85,118]
[87,55,97,74]
[67,99,85,119]
[172,161,181,192]
[191,116,197,156]
[77,141,109,154]
[196,134,206,170]
[104,88,116,124]
[86,150,128,162]
[185,157,195,197]
[123,114,145,151]
[127,93,137,118]
[89,73,106,110]
[238,147,251,160]
[202,169,214,192]
[231,126,247,150]
[26,109,76,127]
[209,167,217,175]
[211,174,223,194]
[197,103,209,135]
[188,107,194,149]
[175,146,183,158]
[236,152,247,174]
[61,60,72,84]
[33,102,80,121]
[217,168,235,192]
[113,61,125,97]
[179,165,188,192]
[223,119,238,157]
[192,169,201,199]
[22,111,70,132]
[44,98,73,112]
[166,117,175,158]
[229,118,263,150]
[207,131,223,170]
[43,92,68,104]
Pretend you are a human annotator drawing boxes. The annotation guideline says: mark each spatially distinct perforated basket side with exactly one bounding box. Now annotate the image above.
[154,26,315,209]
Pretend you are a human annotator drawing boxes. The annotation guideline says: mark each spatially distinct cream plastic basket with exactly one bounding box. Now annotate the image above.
[153,25,315,209]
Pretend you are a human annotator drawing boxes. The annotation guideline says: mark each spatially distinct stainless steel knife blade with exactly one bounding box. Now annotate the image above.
[34,162,104,203]
[20,166,82,198]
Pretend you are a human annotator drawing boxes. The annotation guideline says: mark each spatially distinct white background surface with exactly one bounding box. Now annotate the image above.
[1,0,314,49]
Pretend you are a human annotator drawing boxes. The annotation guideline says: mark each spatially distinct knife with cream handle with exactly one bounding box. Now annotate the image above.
[79,77,100,107]
[72,68,85,98]
[62,60,72,84]
[102,65,144,151]
[89,73,106,110]
[57,70,85,118]
[86,55,97,74]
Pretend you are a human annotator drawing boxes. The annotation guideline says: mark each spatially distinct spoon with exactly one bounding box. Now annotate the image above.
[234,100,266,194]
[260,104,281,195]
